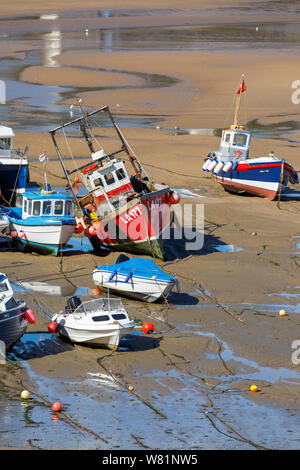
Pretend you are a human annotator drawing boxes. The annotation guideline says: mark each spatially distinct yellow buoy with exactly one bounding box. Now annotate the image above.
[21,390,31,400]
[279,309,286,317]
[250,384,258,392]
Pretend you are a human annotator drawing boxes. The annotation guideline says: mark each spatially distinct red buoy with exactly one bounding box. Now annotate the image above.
[48,321,58,334]
[89,226,96,236]
[74,223,84,234]
[51,402,62,412]
[11,230,18,238]
[19,230,25,239]
[168,191,180,205]
[25,309,36,324]
[142,322,155,334]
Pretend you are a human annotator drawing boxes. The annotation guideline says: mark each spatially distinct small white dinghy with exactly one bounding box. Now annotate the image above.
[49,295,136,349]
[93,255,180,303]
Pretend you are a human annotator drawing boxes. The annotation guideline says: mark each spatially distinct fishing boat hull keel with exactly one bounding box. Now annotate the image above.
[212,159,295,201]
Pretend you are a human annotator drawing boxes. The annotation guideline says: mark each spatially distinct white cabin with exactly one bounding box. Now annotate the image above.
[0,125,14,158]
[217,126,251,162]
[81,154,133,216]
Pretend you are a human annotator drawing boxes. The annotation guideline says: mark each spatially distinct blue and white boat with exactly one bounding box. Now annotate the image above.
[92,255,179,303]
[0,125,29,205]
[202,76,299,200]
[6,187,76,255]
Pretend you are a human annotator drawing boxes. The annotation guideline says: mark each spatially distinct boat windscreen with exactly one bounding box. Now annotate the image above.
[0,282,9,292]
[75,298,124,314]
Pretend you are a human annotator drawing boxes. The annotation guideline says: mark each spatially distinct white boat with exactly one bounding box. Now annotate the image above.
[202,75,299,200]
[50,295,136,349]
[92,255,179,303]
[0,272,36,349]
[7,187,76,255]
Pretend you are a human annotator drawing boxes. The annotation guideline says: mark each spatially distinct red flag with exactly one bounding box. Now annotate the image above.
[237,79,246,95]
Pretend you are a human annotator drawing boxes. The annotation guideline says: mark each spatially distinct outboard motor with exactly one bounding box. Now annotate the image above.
[65,295,82,314]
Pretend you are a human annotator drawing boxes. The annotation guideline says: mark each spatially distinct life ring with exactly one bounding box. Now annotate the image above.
[81,163,98,174]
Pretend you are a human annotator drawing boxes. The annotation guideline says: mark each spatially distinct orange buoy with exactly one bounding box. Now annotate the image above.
[51,402,62,412]
[74,177,80,183]
[48,321,58,334]
[142,322,155,334]
[92,287,101,296]
[128,386,135,392]
[25,309,36,324]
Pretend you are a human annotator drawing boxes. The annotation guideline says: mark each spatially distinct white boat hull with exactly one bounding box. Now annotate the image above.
[58,322,135,349]
[11,222,75,246]
[53,301,136,349]
[93,270,176,303]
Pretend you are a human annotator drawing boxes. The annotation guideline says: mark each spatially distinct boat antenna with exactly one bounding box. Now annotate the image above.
[233,74,246,129]
[77,99,96,155]
[79,119,95,154]
[39,151,48,190]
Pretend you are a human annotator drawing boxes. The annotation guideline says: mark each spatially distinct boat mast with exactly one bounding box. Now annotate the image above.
[233,74,245,129]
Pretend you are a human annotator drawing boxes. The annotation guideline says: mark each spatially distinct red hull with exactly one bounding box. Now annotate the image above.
[90,188,174,259]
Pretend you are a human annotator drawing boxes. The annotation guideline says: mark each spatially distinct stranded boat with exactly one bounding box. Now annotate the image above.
[0,272,36,349]
[202,76,299,200]
[49,104,180,260]
[6,187,76,255]
[49,295,136,349]
[93,255,179,303]
[0,125,29,206]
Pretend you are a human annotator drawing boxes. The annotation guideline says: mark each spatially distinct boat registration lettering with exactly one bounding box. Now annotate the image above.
[120,206,142,225]
[146,197,162,211]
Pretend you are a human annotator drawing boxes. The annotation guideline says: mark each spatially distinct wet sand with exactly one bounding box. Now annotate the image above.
[0,0,300,451]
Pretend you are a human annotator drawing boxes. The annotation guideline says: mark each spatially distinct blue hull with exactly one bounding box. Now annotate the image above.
[211,159,295,200]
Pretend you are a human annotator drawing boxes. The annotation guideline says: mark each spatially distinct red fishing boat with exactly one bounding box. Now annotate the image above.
[49,105,180,260]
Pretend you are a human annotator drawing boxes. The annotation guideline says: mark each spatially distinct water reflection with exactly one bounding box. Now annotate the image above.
[42,29,61,67]
[0,9,300,132]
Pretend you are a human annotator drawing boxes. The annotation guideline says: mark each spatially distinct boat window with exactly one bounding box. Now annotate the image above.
[92,315,110,322]
[112,313,127,320]
[0,138,11,150]
[28,199,32,215]
[33,200,41,216]
[225,133,231,143]
[0,282,8,292]
[104,172,115,185]
[233,134,247,147]
[54,200,63,215]
[93,177,103,188]
[116,168,126,181]
[23,199,27,213]
[42,200,52,215]
[65,200,74,216]
[5,297,18,310]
